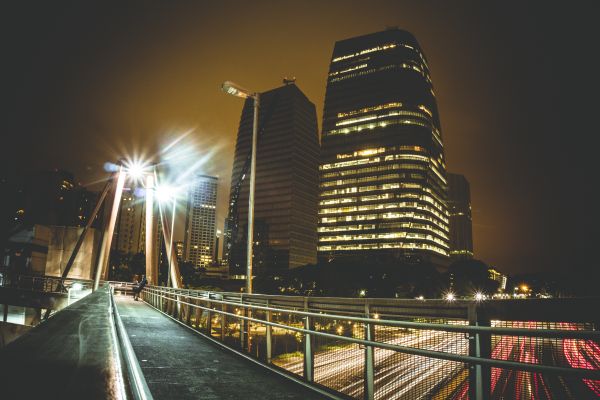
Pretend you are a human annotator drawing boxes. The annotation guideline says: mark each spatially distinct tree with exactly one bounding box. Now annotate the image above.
[447,258,499,297]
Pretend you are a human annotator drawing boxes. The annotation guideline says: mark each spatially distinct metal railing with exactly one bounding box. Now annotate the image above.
[109,285,153,400]
[0,274,94,293]
[139,286,600,400]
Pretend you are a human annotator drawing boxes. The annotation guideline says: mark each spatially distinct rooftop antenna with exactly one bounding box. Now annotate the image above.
[283,76,296,85]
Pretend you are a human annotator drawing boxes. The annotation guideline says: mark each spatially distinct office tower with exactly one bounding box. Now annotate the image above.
[226,82,319,275]
[447,173,473,258]
[184,175,217,268]
[214,230,221,263]
[175,241,184,263]
[318,29,450,264]
[115,189,145,254]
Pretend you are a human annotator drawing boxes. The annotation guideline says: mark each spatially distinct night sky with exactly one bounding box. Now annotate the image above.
[2,1,597,277]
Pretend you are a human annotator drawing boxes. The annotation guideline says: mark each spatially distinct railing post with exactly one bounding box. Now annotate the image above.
[186,296,192,325]
[303,315,314,382]
[194,299,201,329]
[206,300,213,336]
[468,304,491,400]
[239,295,245,350]
[364,303,375,400]
[220,302,226,341]
[266,300,272,364]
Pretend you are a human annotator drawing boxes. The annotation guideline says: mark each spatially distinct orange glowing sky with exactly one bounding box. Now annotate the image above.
[3,1,596,275]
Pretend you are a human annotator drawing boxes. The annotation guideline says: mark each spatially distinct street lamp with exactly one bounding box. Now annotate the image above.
[222,80,259,294]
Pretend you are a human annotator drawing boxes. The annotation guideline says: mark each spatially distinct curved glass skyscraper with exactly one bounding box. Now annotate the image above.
[318,29,450,264]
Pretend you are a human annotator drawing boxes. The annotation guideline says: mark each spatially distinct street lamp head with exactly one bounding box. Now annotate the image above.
[123,159,151,182]
[155,184,178,204]
[222,80,252,99]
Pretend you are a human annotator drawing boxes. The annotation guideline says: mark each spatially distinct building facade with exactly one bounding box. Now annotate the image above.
[447,173,474,259]
[184,175,217,268]
[318,29,450,265]
[114,188,146,255]
[226,82,319,275]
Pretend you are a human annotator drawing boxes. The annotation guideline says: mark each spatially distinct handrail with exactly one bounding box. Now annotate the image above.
[145,287,600,380]
[146,287,600,340]
[110,287,154,400]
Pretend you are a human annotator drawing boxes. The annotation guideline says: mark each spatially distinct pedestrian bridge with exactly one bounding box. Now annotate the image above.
[1,280,599,400]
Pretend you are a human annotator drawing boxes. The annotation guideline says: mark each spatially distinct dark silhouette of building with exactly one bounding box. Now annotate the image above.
[226,82,319,275]
[318,29,450,266]
[447,173,473,259]
[5,169,101,231]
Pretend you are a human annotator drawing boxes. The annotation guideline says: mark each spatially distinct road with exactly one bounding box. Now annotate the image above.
[274,322,600,399]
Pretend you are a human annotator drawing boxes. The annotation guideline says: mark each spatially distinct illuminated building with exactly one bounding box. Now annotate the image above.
[184,175,217,268]
[318,29,450,264]
[115,189,145,254]
[226,82,319,275]
[175,241,184,263]
[447,173,474,259]
[488,267,507,291]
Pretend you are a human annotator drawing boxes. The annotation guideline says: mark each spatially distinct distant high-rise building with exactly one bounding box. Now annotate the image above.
[184,175,217,268]
[225,82,319,275]
[115,189,145,254]
[175,241,184,263]
[214,229,221,263]
[14,169,100,229]
[447,173,473,259]
[318,29,450,265]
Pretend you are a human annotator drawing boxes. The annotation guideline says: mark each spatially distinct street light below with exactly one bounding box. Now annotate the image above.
[222,80,259,295]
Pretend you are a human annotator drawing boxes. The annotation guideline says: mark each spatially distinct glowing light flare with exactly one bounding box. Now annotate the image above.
[474,292,485,302]
[154,184,179,204]
[123,159,152,183]
[445,292,456,301]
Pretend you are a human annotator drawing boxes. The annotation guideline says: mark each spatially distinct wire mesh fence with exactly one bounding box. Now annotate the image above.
[139,287,600,400]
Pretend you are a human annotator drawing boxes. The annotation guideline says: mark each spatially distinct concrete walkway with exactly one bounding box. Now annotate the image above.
[115,295,326,400]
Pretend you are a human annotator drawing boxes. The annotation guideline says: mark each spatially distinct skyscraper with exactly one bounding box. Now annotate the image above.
[226,82,319,275]
[115,189,145,254]
[318,29,450,265]
[447,173,473,259]
[184,175,217,268]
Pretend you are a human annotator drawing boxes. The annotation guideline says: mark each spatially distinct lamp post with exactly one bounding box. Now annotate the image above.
[222,81,259,294]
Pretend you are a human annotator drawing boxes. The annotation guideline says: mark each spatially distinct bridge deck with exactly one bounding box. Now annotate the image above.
[115,295,325,400]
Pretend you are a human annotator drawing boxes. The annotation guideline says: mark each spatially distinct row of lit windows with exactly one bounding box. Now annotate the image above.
[321,182,425,197]
[334,145,426,160]
[329,62,432,84]
[335,109,431,127]
[399,61,431,83]
[329,64,396,83]
[321,164,428,184]
[319,211,450,233]
[337,103,403,118]
[328,63,368,77]
[319,232,449,248]
[331,42,428,67]
[326,117,431,136]
[320,211,449,232]
[319,193,447,215]
[430,163,447,185]
[318,221,449,240]
[319,201,449,223]
[318,242,448,257]
[321,161,428,178]
[327,117,444,149]
[331,43,397,62]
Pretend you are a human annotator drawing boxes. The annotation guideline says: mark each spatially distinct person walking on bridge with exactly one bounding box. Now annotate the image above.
[134,274,148,301]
